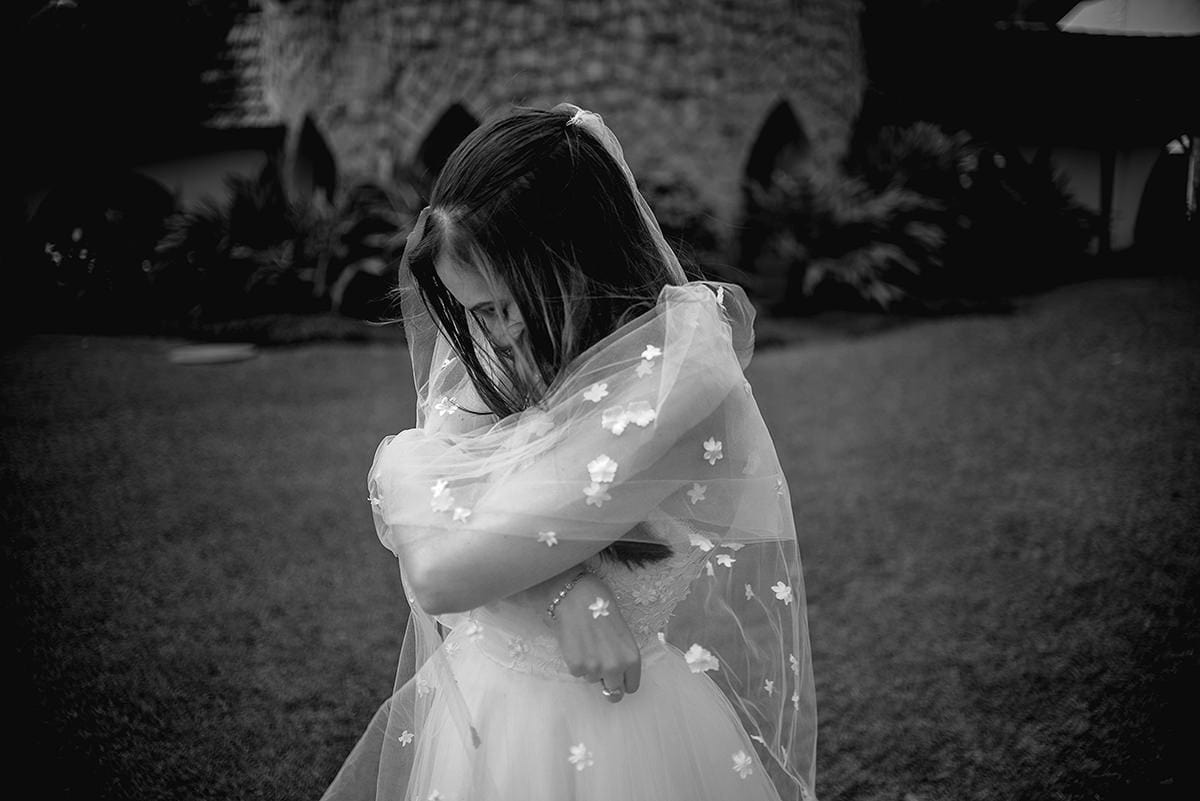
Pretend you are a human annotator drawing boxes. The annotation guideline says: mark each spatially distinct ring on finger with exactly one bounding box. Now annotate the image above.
[600,680,624,701]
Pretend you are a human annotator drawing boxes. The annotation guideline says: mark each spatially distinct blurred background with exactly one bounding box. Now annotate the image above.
[3,1,1198,799]
[7,0,1197,337]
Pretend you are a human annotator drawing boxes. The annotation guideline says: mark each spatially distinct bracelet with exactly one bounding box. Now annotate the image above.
[546,568,594,621]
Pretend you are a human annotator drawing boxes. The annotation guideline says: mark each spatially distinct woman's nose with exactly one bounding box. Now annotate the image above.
[494,322,524,348]
[481,319,511,346]
[492,307,524,345]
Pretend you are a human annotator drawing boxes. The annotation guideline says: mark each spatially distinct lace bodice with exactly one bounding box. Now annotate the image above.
[584,530,710,642]
[437,519,708,680]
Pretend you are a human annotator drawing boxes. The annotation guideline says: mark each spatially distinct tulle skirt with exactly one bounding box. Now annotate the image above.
[405,630,784,801]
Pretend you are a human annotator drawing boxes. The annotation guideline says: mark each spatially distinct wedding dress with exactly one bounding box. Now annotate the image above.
[321,282,818,801]
[392,516,788,801]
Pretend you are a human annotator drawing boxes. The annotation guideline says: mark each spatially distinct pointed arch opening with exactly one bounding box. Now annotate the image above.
[289,113,338,204]
[744,100,810,189]
[415,103,481,186]
[739,100,811,289]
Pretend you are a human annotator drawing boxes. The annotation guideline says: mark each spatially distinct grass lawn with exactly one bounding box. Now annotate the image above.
[3,274,1197,800]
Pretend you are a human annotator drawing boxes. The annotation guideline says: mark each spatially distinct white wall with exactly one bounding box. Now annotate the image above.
[1020,143,1161,251]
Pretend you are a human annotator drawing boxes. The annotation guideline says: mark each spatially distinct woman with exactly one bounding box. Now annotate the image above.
[322,104,817,801]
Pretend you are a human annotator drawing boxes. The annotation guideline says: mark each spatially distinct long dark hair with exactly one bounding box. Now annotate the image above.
[405,105,681,565]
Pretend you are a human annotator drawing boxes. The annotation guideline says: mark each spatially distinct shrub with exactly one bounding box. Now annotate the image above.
[855,122,1098,299]
[750,165,948,313]
[751,122,1099,314]
[25,171,176,332]
[152,161,412,324]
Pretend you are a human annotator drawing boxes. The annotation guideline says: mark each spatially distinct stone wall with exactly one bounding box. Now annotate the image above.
[250,0,865,255]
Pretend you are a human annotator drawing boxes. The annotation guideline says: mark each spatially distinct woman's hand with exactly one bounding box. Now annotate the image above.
[549,572,641,703]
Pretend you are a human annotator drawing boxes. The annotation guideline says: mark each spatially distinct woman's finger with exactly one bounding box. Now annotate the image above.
[622,659,641,695]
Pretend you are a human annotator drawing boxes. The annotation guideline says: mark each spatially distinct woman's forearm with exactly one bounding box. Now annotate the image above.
[402,531,610,615]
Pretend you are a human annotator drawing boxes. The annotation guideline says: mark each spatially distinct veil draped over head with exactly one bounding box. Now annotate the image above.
[322,106,817,800]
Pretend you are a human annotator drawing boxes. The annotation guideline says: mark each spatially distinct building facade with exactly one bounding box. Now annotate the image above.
[242,0,865,258]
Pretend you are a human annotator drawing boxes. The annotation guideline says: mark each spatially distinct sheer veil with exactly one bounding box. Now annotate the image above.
[322,105,818,800]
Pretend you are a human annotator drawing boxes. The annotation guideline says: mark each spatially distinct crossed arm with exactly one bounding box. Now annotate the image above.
[511,564,643,698]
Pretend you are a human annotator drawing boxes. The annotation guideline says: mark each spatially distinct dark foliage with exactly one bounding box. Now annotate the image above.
[855,122,1098,298]
[749,121,1097,314]
[19,171,178,333]
[152,161,413,325]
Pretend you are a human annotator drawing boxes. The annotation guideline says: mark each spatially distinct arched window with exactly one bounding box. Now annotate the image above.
[739,100,810,283]
[290,113,338,204]
[744,100,809,189]
[416,103,480,185]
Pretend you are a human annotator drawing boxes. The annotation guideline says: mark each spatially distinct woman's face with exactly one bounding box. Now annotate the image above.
[434,254,527,356]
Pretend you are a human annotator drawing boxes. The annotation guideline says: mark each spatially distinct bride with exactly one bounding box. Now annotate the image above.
[320,103,817,801]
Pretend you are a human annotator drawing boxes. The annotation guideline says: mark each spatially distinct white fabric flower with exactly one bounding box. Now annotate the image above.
[588,597,610,618]
[789,653,800,675]
[688,530,714,552]
[461,619,484,641]
[764,679,775,696]
[507,636,529,659]
[732,750,753,779]
[641,344,662,361]
[600,406,630,435]
[583,482,611,507]
[624,401,657,428]
[703,437,724,466]
[452,506,472,523]
[687,483,707,504]
[684,643,719,673]
[635,360,654,378]
[744,583,755,600]
[430,480,453,513]
[434,396,456,416]
[587,454,618,484]
[716,553,735,569]
[715,285,726,309]
[792,691,801,711]
[398,730,414,746]
[416,676,431,696]
[368,495,382,510]
[704,560,715,577]
[726,542,745,551]
[568,743,594,771]
[771,581,793,605]
[537,530,558,547]
[583,382,609,403]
